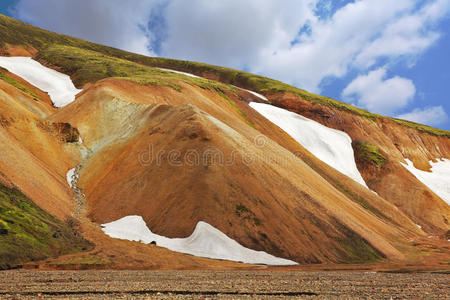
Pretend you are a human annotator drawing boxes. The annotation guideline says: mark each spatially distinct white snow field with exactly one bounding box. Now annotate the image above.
[66,168,76,188]
[249,102,368,188]
[102,215,297,265]
[157,67,200,78]
[401,158,450,205]
[0,56,82,107]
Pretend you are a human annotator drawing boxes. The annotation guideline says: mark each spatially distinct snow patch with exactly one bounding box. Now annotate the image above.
[157,67,200,78]
[400,158,450,205]
[0,56,82,107]
[66,168,76,188]
[249,103,368,187]
[101,215,297,265]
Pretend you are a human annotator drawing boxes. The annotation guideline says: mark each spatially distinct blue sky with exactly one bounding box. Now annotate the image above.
[1,0,450,130]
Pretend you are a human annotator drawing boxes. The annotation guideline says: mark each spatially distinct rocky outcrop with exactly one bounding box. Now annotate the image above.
[41,121,80,143]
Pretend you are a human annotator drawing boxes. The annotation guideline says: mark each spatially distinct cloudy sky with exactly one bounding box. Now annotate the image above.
[1,0,450,130]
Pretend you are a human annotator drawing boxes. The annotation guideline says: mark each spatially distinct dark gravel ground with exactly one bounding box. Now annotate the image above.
[0,270,448,299]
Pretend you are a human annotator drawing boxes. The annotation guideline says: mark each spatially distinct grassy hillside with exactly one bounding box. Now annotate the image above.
[36,45,234,93]
[0,14,449,137]
[0,182,92,269]
[353,141,387,168]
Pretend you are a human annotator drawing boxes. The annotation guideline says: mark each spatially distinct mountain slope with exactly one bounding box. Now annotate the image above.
[265,92,450,232]
[0,14,449,268]
[47,78,424,263]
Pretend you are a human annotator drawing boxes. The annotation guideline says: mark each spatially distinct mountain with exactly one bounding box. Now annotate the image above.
[0,14,448,270]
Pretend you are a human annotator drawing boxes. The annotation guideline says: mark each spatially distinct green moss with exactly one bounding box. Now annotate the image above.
[36,45,175,88]
[392,118,450,136]
[58,255,105,266]
[337,230,385,263]
[335,180,390,222]
[1,14,449,137]
[0,182,93,269]
[304,213,383,263]
[235,204,260,226]
[35,44,236,95]
[235,204,250,217]
[0,68,39,100]
[353,141,387,167]
[120,76,181,92]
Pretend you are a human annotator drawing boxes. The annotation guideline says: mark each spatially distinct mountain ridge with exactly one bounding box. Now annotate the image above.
[1,14,448,136]
[0,14,448,269]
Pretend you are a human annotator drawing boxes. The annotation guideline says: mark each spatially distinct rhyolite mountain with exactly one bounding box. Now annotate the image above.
[0,14,448,269]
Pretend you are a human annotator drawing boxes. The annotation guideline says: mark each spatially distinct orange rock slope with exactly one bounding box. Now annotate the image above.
[48,78,439,264]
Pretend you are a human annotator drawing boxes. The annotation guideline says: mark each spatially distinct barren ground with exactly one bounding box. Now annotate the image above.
[0,270,448,299]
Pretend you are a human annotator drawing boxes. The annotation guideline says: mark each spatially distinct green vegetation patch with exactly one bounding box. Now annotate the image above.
[353,141,387,167]
[235,204,251,217]
[392,118,450,137]
[335,181,390,222]
[336,227,385,264]
[0,182,93,269]
[37,45,179,89]
[36,45,236,95]
[304,212,384,264]
[0,67,39,100]
[58,255,105,266]
[235,204,260,226]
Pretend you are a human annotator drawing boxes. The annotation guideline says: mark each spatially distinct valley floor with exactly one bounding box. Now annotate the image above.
[0,270,448,299]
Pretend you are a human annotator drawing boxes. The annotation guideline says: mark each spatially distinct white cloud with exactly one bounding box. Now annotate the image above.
[11,0,450,93]
[160,0,316,68]
[342,68,416,114]
[397,106,448,126]
[13,0,159,55]
[157,0,430,92]
[253,0,450,92]
[255,0,415,91]
[354,0,450,68]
